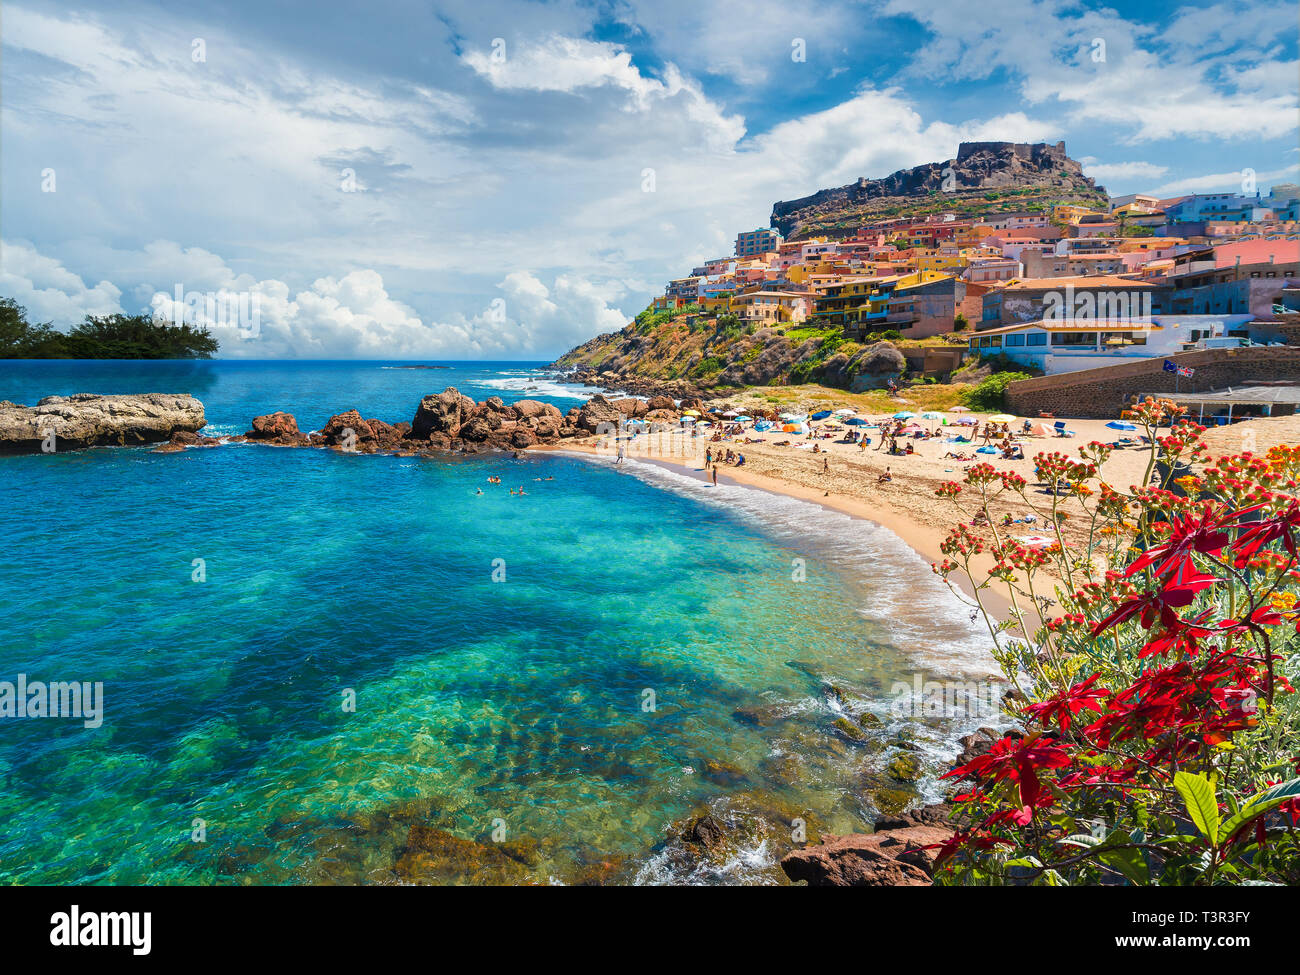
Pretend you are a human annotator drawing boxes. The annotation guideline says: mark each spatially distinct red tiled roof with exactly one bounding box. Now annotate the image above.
[1213,239,1300,268]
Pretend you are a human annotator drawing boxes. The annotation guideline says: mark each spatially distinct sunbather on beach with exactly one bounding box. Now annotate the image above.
[877,467,892,483]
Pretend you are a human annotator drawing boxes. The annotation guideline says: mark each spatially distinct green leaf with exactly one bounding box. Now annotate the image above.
[1174,771,1219,845]
[1219,776,1300,845]
[1057,833,1103,849]
[1098,846,1149,886]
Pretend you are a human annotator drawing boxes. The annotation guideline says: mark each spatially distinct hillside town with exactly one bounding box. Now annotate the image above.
[645,174,1300,405]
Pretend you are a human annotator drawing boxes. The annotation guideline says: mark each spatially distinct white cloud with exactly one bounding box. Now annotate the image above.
[1080,159,1169,182]
[4,239,631,359]
[0,239,124,324]
[1150,164,1300,196]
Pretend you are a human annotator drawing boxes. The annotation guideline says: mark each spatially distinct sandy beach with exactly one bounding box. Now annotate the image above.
[542,402,1300,626]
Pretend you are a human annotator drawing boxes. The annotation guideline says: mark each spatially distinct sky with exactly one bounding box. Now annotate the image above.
[2,0,1298,359]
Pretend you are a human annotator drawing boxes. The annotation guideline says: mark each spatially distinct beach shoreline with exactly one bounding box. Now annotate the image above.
[534,439,1020,622]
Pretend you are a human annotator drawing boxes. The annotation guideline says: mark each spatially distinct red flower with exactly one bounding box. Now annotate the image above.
[1126,507,1234,579]
[1233,500,1300,563]
[944,733,1071,808]
[1023,674,1109,731]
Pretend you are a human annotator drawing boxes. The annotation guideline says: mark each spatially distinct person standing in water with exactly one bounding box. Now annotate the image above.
[711,465,718,487]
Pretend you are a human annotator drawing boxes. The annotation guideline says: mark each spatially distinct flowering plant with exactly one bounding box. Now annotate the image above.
[931,398,1300,885]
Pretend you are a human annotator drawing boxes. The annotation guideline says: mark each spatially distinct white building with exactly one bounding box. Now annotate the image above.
[967,314,1254,375]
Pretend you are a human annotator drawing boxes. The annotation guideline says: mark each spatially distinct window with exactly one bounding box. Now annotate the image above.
[1053,331,1096,346]
[1026,332,1048,346]
[1005,333,1026,346]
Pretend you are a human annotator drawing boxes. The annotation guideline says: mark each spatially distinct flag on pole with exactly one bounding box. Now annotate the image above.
[1177,365,1195,378]
[1163,359,1177,373]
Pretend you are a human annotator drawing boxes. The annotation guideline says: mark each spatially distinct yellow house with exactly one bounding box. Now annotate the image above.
[914,252,965,273]
[1052,203,1102,223]
[699,295,733,315]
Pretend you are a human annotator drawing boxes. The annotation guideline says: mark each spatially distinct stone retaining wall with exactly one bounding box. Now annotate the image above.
[1005,347,1300,418]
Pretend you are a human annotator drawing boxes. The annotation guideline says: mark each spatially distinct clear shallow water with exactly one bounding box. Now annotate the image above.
[0,360,999,885]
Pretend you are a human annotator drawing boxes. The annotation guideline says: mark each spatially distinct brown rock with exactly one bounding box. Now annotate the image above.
[318,409,375,446]
[411,387,476,439]
[511,399,555,420]
[677,814,729,851]
[576,394,624,432]
[780,825,954,886]
[611,396,648,418]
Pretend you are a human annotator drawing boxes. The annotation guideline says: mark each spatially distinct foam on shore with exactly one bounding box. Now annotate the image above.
[558,449,1001,679]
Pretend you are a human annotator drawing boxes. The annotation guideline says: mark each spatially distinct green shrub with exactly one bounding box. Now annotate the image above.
[692,356,726,377]
[962,370,1031,410]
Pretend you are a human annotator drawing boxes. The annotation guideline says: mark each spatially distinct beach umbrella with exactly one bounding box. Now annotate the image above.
[989,413,1016,424]
[721,410,739,417]
[893,411,916,420]
[949,406,971,413]
[810,410,832,420]
[1105,420,1138,431]
[734,416,753,423]
[680,416,696,423]
[920,411,944,420]
[956,417,978,426]
[832,408,856,415]
[845,417,869,426]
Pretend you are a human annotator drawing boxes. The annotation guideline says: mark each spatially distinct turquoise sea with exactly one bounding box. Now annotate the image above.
[0,360,1000,884]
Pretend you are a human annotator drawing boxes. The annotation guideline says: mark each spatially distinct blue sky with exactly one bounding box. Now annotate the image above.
[2,0,1297,358]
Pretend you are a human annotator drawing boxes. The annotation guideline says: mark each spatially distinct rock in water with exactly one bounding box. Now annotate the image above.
[780,825,954,886]
[245,411,308,446]
[410,387,476,439]
[0,393,206,455]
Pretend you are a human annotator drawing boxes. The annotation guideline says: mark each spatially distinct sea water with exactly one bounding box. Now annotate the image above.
[0,360,1000,884]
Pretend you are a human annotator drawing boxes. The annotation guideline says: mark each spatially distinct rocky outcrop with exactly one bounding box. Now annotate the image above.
[151,429,222,453]
[411,388,477,439]
[781,802,957,887]
[244,411,309,446]
[0,393,206,454]
[237,387,574,457]
[575,393,626,433]
[781,823,954,886]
